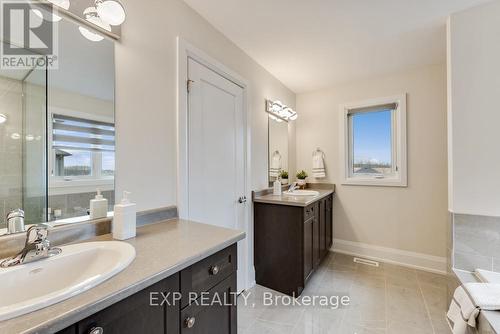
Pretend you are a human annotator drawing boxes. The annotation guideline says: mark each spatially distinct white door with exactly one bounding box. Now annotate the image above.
[187,58,247,292]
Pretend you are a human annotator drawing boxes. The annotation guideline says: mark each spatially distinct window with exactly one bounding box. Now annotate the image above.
[50,113,115,193]
[340,95,407,187]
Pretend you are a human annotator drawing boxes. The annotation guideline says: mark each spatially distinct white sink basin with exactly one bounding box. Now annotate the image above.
[0,241,135,321]
[283,190,320,197]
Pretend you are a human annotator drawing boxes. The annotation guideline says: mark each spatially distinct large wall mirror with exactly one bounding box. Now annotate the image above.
[268,117,289,186]
[0,10,115,234]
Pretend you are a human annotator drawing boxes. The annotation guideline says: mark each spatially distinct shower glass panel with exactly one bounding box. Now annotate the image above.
[0,48,47,230]
[22,63,48,226]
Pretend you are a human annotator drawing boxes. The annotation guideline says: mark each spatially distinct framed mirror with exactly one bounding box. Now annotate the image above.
[0,10,115,235]
[268,117,289,186]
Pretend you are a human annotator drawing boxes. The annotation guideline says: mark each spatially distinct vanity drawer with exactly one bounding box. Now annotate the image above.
[180,273,237,334]
[180,244,237,308]
[304,203,317,221]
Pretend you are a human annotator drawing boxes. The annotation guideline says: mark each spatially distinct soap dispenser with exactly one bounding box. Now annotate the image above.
[113,191,136,240]
[273,177,282,196]
[90,189,108,220]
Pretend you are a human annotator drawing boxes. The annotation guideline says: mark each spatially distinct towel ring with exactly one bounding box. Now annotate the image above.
[313,148,325,158]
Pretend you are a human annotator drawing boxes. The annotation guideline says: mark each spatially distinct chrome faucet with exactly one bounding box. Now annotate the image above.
[288,182,299,192]
[0,224,62,268]
[6,208,25,234]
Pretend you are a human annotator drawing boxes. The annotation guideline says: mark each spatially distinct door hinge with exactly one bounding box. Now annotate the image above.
[187,79,194,93]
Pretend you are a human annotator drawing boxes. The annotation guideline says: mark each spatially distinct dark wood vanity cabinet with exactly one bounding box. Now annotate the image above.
[57,245,237,334]
[77,275,179,334]
[255,194,334,296]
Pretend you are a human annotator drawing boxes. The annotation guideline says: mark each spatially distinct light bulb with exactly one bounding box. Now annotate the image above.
[271,101,282,113]
[26,134,34,141]
[289,112,298,121]
[279,106,290,118]
[80,7,111,42]
[0,114,6,124]
[32,0,69,22]
[48,0,70,10]
[96,0,126,26]
[79,26,105,41]
[11,133,20,140]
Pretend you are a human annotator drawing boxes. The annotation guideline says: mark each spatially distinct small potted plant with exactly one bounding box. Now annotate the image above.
[296,170,308,188]
[279,170,289,185]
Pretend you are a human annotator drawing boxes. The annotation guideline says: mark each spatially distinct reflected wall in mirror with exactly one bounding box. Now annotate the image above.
[268,117,289,186]
[0,15,115,233]
[47,19,115,222]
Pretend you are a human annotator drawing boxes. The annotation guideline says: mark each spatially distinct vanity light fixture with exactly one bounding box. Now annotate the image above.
[79,7,112,42]
[95,0,126,26]
[0,114,6,124]
[266,99,298,122]
[79,0,125,42]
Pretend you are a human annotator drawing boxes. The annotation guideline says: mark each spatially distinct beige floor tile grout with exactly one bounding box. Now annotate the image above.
[384,273,389,333]
[416,270,437,334]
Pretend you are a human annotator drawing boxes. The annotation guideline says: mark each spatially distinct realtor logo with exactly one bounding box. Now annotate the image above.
[1,0,58,69]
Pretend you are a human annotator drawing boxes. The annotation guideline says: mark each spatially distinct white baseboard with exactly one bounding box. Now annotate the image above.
[332,239,447,275]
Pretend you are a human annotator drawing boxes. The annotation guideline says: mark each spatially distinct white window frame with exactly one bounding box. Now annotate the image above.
[49,107,114,195]
[339,94,407,187]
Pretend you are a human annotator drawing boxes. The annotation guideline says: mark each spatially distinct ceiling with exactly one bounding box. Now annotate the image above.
[183,0,491,93]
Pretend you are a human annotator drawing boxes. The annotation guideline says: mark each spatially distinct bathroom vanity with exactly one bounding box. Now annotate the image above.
[0,219,244,334]
[253,186,334,296]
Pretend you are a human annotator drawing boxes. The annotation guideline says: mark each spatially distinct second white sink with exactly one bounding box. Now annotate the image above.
[283,190,320,197]
[0,241,135,321]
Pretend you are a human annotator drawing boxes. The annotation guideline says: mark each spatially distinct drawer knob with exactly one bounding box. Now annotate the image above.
[185,316,196,328]
[209,265,220,275]
[89,327,104,334]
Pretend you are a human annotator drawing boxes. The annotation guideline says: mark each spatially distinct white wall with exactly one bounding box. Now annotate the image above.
[296,64,448,265]
[115,0,295,212]
[447,1,500,216]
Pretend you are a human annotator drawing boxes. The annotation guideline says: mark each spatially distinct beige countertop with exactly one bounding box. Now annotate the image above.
[253,188,334,207]
[0,219,245,334]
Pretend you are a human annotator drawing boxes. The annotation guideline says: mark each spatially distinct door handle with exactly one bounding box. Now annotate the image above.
[184,317,196,328]
[238,196,247,204]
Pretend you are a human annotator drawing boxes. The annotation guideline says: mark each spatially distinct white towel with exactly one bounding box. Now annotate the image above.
[447,286,480,334]
[312,153,326,178]
[447,283,500,334]
[464,283,500,310]
[269,154,281,177]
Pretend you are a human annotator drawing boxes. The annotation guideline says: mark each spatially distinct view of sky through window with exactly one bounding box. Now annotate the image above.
[352,109,392,174]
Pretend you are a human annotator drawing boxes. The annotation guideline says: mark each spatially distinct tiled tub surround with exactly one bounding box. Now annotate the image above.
[239,252,451,334]
[452,213,500,272]
[0,218,245,333]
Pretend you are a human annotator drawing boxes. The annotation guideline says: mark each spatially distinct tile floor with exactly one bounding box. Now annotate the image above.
[238,253,451,334]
